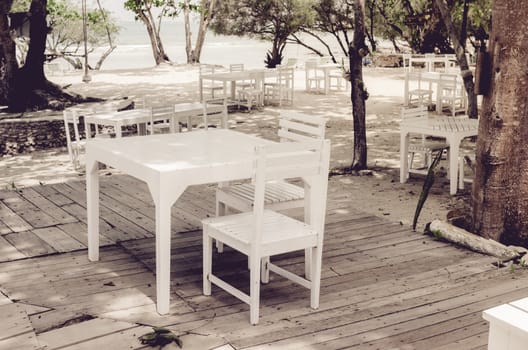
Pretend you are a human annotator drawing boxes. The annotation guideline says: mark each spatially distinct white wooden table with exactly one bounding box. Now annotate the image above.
[199,69,279,102]
[483,297,528,350]
[86,130,290,314]
[84,109,152,138]
[400,116,478,195]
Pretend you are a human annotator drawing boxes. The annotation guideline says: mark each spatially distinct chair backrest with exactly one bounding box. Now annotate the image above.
[199,64,215,76]
[230,63,244,72]
[278,112,326,142]
[401,105,428,120]
[285,58,297,67]
[63,109,82,160]
[251,139,331,242]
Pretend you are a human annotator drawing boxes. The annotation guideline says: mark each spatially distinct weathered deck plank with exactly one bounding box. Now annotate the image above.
[0,303,40,350]
[0,175,526,349]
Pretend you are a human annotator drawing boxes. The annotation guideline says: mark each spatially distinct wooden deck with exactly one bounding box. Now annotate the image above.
[0,174,527,349]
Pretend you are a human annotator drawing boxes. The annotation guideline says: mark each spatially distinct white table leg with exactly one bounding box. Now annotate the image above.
[448,137,460,195]
[199,77,204,102]
[86,157,100,261]
[148,181,185,315]
[324,70,330,95]
[400,131,410,183]
[404,72,409,107]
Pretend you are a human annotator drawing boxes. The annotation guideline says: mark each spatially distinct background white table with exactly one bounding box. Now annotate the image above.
[400,116,478,195]
[84,109,152,138]
[86,130,288,314]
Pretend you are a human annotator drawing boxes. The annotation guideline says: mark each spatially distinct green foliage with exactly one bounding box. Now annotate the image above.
[211,0,315,67]
[138,327,183,349]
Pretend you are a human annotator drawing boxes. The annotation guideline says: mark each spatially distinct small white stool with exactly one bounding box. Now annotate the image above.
[482,297,528,350]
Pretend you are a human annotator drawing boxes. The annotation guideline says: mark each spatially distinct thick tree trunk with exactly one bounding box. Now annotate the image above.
[0,0,17,105]
[435,0,478,119]
[472,0,528,246]
[3,0,97,112]
[349,0,368,170]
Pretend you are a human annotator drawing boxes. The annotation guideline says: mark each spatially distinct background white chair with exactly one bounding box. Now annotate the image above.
[264,67,294,106]
[148,105,179,134]
[203,139,331,325]
[200,64,225,101]
[62,109,85,169]
[407,71,433,107]
[305,59,325,93]
[437,73,466,116]
[401,106,450,177]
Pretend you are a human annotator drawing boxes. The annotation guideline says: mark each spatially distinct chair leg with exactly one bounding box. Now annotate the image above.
[203,232,213,296]
[249,254,261,325]
[261,257,270,284]
[310,246,322,309]
[215,200,226,253]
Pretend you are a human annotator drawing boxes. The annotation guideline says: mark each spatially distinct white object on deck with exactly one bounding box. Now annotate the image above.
[483,297,528,350]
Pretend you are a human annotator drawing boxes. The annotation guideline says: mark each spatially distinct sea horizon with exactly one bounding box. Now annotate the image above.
[81,20,321,71]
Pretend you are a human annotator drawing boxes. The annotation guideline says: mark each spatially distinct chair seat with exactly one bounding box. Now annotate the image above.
[203,209,317,256]
[408,141,449,153]
[217,181,304,212]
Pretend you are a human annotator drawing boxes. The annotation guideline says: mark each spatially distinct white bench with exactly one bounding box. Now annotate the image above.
[483,297,528,350]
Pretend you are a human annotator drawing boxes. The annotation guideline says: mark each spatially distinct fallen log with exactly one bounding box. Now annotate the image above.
[428,220,523,261]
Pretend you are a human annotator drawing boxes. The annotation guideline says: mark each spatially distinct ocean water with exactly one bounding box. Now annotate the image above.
[88,20,316,71]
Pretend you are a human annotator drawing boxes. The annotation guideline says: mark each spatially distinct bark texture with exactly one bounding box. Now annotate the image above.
[0,0,16,105]
[349,0,368,170]
[472,0,528,246]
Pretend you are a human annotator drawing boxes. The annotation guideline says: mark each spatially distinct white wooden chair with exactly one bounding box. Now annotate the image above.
[216,112,326,219]
[200,64,225,101]
[305,59,325,93]
[215,112,326,276]
[407,71,433,107]
[148,105,179,134]
[437,73,466,116]
[264,67,294,106]
[202,98,229,129]
[63,109,85,169]
[203,139,331,325]
[401,106,450,176]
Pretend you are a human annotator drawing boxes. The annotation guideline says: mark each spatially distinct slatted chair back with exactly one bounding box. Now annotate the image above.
[150,105,177,133]
[401,105,428,120]
[251,139,331,242]
[278,112,326,142]
[229,63,244,72]
[63,109,83,165]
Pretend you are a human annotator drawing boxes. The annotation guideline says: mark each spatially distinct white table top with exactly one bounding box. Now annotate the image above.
[84,108,151,126]
[86,129,274,182]
[400,116,478,137]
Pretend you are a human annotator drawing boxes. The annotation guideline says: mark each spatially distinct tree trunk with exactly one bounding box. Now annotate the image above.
[0,0,16,105]
[9,0,48,111]
[435,0,478,119]
[192,0,215,63]
[138,9,169,65]
[93,0,116,70]
[472,0,528,246]
[183,0,193,63]
[349,0,368,170]
[2,0,97,112]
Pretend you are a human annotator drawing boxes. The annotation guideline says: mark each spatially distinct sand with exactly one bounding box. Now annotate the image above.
[0,63,474,231]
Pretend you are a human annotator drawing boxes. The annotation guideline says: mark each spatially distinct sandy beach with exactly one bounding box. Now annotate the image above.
[0,63,474,231]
